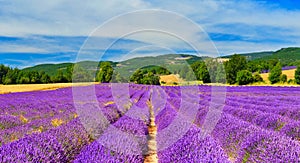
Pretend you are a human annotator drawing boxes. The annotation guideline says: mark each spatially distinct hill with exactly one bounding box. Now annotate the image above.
[23,63,73,76]
[115,54,203,78]
[21,48,300,79]
[23,61,116,77]
[221,47,300,66]
[23,54,203,78]
[257,47,300,65]
[221,51,274,60]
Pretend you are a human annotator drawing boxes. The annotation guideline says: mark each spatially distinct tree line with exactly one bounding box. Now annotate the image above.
[0,62,113,85]
[223,54,300,85]
[1,56,300,85]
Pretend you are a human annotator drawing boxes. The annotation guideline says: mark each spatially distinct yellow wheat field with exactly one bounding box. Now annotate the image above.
[0,83,96,94]
[260,69,296,83]
[159,74,183,85]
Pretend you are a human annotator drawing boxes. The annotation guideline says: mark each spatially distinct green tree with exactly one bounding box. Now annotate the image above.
[29,71,41,83]
[141,72,160,85]
[295,66,300,84]
[225,54,247,84]
[111,71,127,83]
[3,68,20,84]
[253,72,263,83]
[96,62,113,83]
[40,72,51,83]
[280,74,287,83]
[130,69,160,85]
[130,69,144,84]
[72,65,93,82]
[0,64,10,84]
[236,70,254,85]
[179,65,189,79]
[268,62,282,84]
[215,63,226,83]
[52,70,68,83]
[191,61,211,83]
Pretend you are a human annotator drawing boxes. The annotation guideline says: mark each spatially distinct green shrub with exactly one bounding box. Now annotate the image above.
[253,72,263,82]
[280,74,287,83]
[295,66,300,84]
[268,62,282,84]
[288,79,295,84]
[236,70,254,85]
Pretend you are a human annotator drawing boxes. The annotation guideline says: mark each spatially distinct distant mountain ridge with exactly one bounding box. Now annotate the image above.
[23,54,203,77]
[23,47,300,77]
[221,51,274,60]
[222,47,300,64]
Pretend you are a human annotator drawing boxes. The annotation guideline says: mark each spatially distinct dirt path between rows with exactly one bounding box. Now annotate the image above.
[144,99,158,163]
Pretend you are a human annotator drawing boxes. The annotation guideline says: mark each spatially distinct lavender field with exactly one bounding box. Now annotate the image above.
[0,84,300,162]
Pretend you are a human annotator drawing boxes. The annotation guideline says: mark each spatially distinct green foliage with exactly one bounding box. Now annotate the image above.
[236,70,254,85]
[268,62,282,84]
[261,47,300,66]
[0,64,10,84]
[96,62,113,83]
[191,61,211,83]
[225,54,247,84]
[280,74,287,83]
[70,65,93,82]
[253,72,263,83]
[2,68,20,84]
[202,59,226,83]
[52,70,68,83]
[141,66,171,75]
[179,65,190,79]
[23,63,73,77]
[247,59,279,73]
[115,54,202,78]
[215,63,226,83]
[129,69,144,84]
[288,79,296,84]
[40,72,51,83]
[0,65,52,85]
[130,69,160,85]
[295,66,300,84]
[111,71,127,83]
[141,72,160,85]
[221,51,273,61]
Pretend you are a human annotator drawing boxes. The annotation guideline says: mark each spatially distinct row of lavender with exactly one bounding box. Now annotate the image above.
[0,84,151,162]
[156,85,300,162]
[1,84,300,162]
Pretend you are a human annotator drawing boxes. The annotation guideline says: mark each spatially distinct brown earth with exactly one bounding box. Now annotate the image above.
[144,100,158,163]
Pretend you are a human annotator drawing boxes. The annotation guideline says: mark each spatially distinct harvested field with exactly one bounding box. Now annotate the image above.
[0,83,96,94]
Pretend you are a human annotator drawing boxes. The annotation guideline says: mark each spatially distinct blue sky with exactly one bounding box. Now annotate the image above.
[0,0,300,68]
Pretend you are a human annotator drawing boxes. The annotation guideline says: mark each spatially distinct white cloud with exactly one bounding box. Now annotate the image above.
[1,0,300,61]
[0,44,48,53]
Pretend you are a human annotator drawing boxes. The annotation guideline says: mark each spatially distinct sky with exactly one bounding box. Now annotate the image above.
[1,0,300,68]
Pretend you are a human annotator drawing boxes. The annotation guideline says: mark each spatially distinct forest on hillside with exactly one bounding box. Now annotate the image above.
[1,51,300,85]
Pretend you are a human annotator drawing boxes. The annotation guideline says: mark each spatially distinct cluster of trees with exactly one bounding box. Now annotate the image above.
[174,60,224,84]
[0,65,52,84]
[296,67,300,84]
[129,66,170,85]
[2,55,300,86]
[224,54,282,85]
[0,65,97,85]
[224,54,300,85]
